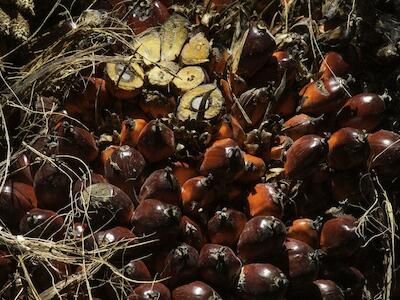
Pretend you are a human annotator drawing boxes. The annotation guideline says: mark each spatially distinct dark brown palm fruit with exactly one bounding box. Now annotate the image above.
[104,145,146,197]
[33,161,73,211]
[284,134,328,180]
[330,170,363,204]
[200,138,245,179]
[120,118,148,147]
[367,130,400,179]
[29,136,58,173]
[287,218,320,249]
[274,91,297,117]
[139,91,176,118]
[311,280,345,300]
[0,251,15,288]
[171,281,222,299]
[236,263,288,300]
[246,183,284,219]
[139,167,181,206]
[66,222,87,241]
[300,77,348,114]
[137,119,175,163]
[320,215,361,258]
[0,180,37,229]
[89,226,137,263]
[277,238,320,289]
[10,153,33,184]
[127,0,169,34]
[73,172,107,196]
[237,216,286,263]
[320,264,365,300]
[29,259,69,293]
[273,51,298,85]
[236,20,276,77]
[128,283,171,300]
[98,145,119,173]
[171,161,199,187]
[320,52,351,79]
[296,183,331,218]
[19,208,65,240]
[236,153,266,183]
[181,174,219,223]
[180,216,207,251]
[132,199,181,246]
[327,128,368,170]
[79,183,134,228]
[198,244,242,288]
[164,243,200,287]
[231,87,274,128]
[123,259,152,282]
[336,93,386,132]
[57,121,99,163]
[282,114,321,141]
[207,208,247,248]
[215,115,246,147]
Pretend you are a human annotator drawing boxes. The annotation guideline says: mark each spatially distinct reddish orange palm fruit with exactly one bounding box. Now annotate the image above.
[287,218,320,249]
[327,127,368,170]
[282,114,321,141]
[300,77,348,114]
[336,93,386,132]
[171,161,199,187]
[319,52,350,79]
[120,118,148,147]
[236,153,266,183]
[270,135,293,161]
[137,119,175,163]
[284,135,328,180]
[200,138,245,179]
[207,208,247,248]
[274,91,298,117]
[246,183,284,219]
[215,115,246,147]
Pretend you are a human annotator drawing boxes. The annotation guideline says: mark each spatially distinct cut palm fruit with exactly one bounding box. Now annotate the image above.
[180,32,211,65]
[105,61,145,100]
[160,14,189,61]
[177,84,224,122]
[173,66,208,93]
[133,29,161,65]
[147,61,179,87]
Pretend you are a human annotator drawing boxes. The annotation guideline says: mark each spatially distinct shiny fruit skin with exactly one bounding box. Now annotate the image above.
[198,243,242,288]
[180,216,207,251]
[127,0,169,34]
[282,114,320,141]
[164,243,199,287]
[104,145,146,197]
[246,183,284,219]
[284,135,328,180]
[336,93,385,131]
[313,279,345,300]
[237,216,286,263]
[320,215,361,258]
[171,161,199,187]
[128,283,171,300]
[79,183,134,228]
[0,180,37,229]
[236,263,288,300]
[367,130,400,179]
[57,122,99,163]
[207,208,247,248]
[171,281,222,300]
[132,199,182,246]
[19,208,64,239]
[287,218,319,249]
[237,153,266,183]
[200,138,245,179]
[300,77,347,114]
[327,127,368,170]
[139,168,181,206]
[319,52,350,79]
[137,119,175,163]
[120,118,148,147]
